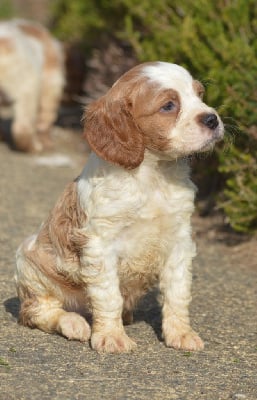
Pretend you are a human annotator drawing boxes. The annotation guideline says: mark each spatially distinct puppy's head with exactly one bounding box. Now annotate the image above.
[84,61,224,169]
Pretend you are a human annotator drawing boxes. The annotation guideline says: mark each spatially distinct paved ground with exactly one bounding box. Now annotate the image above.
[0,133,256,400]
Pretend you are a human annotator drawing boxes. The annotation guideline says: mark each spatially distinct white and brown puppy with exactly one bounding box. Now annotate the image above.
[15,62,224,353]
[0,19,65,152]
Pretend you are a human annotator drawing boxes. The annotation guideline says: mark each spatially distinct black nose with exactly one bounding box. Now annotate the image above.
[200,113,219,130]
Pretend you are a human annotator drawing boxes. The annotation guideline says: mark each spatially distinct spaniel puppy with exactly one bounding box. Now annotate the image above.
[15,62,224,353]
[0,19,65,152]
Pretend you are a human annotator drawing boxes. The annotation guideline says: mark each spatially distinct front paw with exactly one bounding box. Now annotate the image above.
[91,330,137,353]
[164,329,204,351]
[58,312,91,342]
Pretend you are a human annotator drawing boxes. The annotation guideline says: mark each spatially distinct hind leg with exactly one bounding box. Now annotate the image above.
[16,236,91,341]
[19,294,91,341]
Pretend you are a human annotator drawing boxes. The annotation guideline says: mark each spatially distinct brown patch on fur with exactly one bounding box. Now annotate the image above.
[193,80,205,99]
[25,181,87,291]
[18,21,62,70]
[133,87,180,152]
[0,37,14,53]
[84,64,181,168]
[84,95,145,169]
[19,295,38,328]
[16,284,39,327]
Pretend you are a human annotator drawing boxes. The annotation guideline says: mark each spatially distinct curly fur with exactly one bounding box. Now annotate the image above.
[15,62,224,353]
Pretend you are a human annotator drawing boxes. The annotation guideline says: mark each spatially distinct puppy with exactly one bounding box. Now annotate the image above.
[0,19,65,152]
[15,62,224,353]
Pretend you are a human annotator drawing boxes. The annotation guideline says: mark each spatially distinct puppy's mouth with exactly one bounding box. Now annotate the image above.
[199,126,224,152]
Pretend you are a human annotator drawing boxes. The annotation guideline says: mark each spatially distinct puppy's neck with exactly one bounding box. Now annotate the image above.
[84,150,189,178]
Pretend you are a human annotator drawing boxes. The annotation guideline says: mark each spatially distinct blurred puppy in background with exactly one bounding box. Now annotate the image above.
[0,19,65,152]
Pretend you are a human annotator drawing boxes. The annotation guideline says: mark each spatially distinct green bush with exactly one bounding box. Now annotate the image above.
[53,0,257,233]
[0,0,13,19]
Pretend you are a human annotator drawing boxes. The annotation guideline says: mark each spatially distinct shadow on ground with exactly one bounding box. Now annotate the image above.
[4,297,20,320]
[4,290,163,341]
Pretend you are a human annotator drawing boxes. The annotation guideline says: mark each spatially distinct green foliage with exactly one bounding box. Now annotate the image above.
[53,0,257,233]
[0,0,13,19]
[51,0,128,43]
[219,143,257,232]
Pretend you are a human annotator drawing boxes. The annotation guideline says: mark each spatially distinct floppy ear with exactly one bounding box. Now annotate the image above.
[83,95,145,169]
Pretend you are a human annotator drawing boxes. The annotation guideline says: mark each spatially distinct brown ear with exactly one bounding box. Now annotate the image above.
[83,95,145,169]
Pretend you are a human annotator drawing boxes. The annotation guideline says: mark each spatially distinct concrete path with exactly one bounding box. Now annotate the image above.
[0,139,256,400]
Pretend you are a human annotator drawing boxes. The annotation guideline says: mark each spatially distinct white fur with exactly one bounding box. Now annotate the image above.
[75,150,200,350]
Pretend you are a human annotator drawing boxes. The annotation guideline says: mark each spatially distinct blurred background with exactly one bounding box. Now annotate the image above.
[1,0,257,235]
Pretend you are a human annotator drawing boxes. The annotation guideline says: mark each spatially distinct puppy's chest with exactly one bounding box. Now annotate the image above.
[81,163,195,275]
[116,214,172,278]
[114,178,194,278]
[115,191,180,276]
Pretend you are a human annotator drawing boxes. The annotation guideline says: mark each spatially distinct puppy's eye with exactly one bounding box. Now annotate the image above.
[160,101,176,112]
[198,90,204,99]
